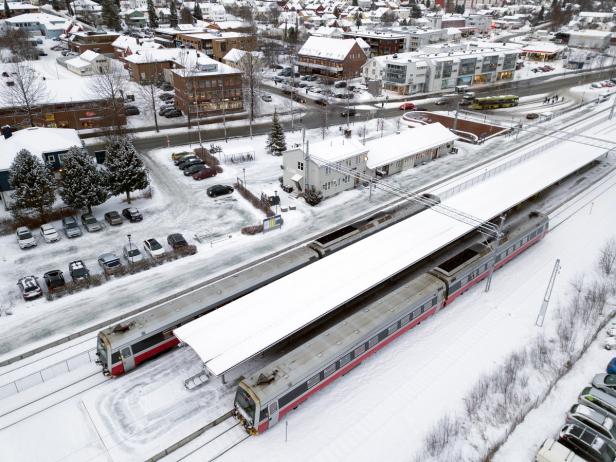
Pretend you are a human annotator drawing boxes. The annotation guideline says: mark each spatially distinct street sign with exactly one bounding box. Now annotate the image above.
[263,215,283,233]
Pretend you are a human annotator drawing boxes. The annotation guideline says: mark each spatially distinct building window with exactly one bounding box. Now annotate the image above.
[297,161,304,171]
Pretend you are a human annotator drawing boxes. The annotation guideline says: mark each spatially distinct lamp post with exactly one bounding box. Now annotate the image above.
[194,100,203,149]
[127,234,133,267]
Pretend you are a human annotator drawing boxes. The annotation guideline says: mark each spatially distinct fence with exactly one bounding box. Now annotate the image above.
[0,348,97,400]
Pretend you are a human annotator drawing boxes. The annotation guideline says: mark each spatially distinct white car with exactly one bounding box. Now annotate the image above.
[606,337,616,350]
[123,244,144,263]
[607,327,616,337]
[40,224,60,243]
[143,238,165,259]
[16,226,37,249]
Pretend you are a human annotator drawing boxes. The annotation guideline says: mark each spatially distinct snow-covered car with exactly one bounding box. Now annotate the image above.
[144,238,165,259]
[62,216,82,238]
[98,253,123,274]
[81,213,104,232]
[607,337,616,350]
[123,244,144,263]
[122,207,143,222]
[16,226,37,249]
[40,223,60,243]
[69,260,90,282]
[607,327,616,337]
[17,276,42,300]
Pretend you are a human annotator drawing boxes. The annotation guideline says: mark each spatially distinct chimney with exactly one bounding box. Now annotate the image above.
[1,125,12,139]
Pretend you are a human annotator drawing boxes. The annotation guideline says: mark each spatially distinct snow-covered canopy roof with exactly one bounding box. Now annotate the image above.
[222,48,264,64]
[0,128,81,171]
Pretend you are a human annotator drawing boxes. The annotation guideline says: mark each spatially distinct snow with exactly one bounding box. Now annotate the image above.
[174,111,616,377]
[365,122,458,169]
[308,136,368,165]
[298,36,361,61]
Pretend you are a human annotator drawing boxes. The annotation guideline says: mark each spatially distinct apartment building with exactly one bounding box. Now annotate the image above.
[176,32,257,61]
[297,36,367,81]
[68,31,121,54]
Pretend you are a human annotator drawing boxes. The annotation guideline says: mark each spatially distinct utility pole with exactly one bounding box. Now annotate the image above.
[484,214,506,293]
[536,259,561,327]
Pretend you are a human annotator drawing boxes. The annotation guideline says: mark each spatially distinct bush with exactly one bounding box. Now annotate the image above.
[194,147,223,172]
[0,206,79,236]
[234,181,276,217]
[304,187,323,206]
[242,224,264,235]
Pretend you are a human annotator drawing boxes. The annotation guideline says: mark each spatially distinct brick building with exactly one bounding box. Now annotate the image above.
[68,31,121,54]
[341,31,406,56]
[297,36,368,81]
[176,32,257,61]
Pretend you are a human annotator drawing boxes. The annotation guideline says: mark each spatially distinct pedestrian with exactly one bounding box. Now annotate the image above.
[561,96,564,102]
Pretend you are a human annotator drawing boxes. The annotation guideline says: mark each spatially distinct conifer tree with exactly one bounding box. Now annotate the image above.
[51,0,61,12]
[266,112,287,156]
[193,2,203,21]
[65,0,74,16]
[4,0,10,19]
[9,149,56,219]
[147,0,159,28]
[59,147,108,213]
[104,137,149,204]
[102,0,122,31]
[169,0,178,28]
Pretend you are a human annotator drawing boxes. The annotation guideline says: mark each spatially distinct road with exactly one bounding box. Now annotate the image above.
[86,66,616,153]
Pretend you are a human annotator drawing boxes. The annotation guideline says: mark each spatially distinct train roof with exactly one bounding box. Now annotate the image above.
[243,273,444,402]
[175,126,608,378]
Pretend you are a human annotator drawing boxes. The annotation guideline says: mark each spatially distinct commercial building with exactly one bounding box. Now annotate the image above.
[297,36,368,81]
[568,30,611,51]
[0,2,39,19]
[176,32,257,61]
[342,28,448,55]
[363,42,519,95]
[5,12,68,38]
[68,31,121,54]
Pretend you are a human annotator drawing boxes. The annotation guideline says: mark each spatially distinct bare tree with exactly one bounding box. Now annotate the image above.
[598,238,616,277]
[89,60,127,133]
[1,60,47,127]
[238,50,263,138]
[136,54,167,133]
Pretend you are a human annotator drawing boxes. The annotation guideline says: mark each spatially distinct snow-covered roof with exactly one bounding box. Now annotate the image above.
[80,49,102,62]
[222,48,263,64]
[6,2,38,11]
[521,42,565,54]
[5,12,67,26]
[299,36,361,61]
[0,127,81,170]
[570,29,612,38]
[65,56,91,69]
[309,136,368,165]
[366,123,457,170]
[174,114,612,377]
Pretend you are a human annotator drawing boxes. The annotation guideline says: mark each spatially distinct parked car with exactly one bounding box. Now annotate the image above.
[160,82,173,91]
[567,403,616,448]
[340,109,357,117]
[593,374,616,398]
[334,81,347,88]
[606,337,616,350]
[43,270,66,292]
[207,184,234,197]
[144,238,165,259]
[261,94,272,102]
[17,276,42,300]
[193,166,217,180]
[399,102,416,110]
[171,151,192,162]
[122,207,143,222]
[167,233,189,250]
[61,216,82,238]
[123,243,144,263]
[40,224,60,243]
[526,113,539,120]
[315,98,328,106]
[125,106,140,116]
[608,358,616,374]
[81,213,104,232]
[273,76,284,83]
[98,253,123,274]
[104,211,123,226]
[165,109,183,118]
[536,438,586,462]
[16,226,37,249]
[184,163,206,176]
[559,423,616,462]
[579,387,616,417]
[159,106,178,116]
[175,155,199,167]
[180,159,205,171]
[159,92,174,101]
[68,260,90,283]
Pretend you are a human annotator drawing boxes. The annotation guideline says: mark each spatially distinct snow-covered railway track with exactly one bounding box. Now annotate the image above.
[175,420,249,462]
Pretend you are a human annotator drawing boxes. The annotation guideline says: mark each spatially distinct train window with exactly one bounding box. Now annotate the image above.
[162,329,174,339]
[121,347,132,358]
[354,344,366,358]
[467,275,473,283]
[307,373,320,389]
[323,363,336,378]
[450,281,461,292]
[111,351,121,364]
[279,382,308,408]
[269,401,278,415]
[260,407,269,421]
[132,332,166,354]
[387,324,397,336]
[368,336,378,349]
[338,353,351,368]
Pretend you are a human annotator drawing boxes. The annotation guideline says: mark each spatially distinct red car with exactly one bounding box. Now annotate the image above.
[399,102,416,110]
[193,167,217,180]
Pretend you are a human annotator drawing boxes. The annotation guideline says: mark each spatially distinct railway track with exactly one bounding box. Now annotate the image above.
[175,419,249,462]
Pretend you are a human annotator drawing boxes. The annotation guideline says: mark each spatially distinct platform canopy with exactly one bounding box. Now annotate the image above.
[174,114,616,376]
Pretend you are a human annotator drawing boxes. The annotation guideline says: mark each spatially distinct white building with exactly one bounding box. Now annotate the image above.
[5,12,69,38]
[282,137,368,199]
[65,50,111,76]
[569,30,612,51]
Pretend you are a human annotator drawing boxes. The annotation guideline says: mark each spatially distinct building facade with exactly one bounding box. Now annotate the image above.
[176,32,257,61]
[68,31,121,54]
[298,36,367,81]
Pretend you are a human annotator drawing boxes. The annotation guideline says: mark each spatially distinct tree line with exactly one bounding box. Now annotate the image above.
[9,137,149,221]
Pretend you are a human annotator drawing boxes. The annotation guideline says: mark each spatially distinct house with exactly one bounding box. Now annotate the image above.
[282,137,369,199]
[341,30,407,56]
[222,48,264,68]
[297,36,368,81]
[66,50,111,76]
[0,2,39,19]
[0,126,82,209]
[365,123,457,177]
[122,9,148,28]
[5,12,69,38]
[177,32,257,61]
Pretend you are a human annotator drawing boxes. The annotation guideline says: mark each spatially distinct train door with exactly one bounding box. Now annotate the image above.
[121,346,135,372]
[268,401,279,426]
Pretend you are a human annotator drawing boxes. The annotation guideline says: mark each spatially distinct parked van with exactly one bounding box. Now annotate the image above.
[579,387,616,418]
[536,438,586,462]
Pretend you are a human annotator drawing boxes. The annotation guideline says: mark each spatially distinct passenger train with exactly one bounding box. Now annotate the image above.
[95,196,439,375]
[234,211,549,434]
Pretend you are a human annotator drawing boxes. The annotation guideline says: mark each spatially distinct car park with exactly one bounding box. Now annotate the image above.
[261,94,272,102]
[43,270,66,293]
[399,102,416,111]
[62,216,82,238]
[40,224,60,243]
[98,253,123,274]
[340,109,357,117]
[144,238,165,259]
[81,213,104,232]
[566,404,616,448]
[593,374,616,398]
[123,244,144,263]
[167,233,188,250]
[104,211,123,226]
[122,207,143,222]
[183,163,206,176]
[17,276,42,300]
[536,438,586,462]
[207,184,234,197]
[559,423,616,462]
[193,167,217,180]
[69,260,90,282]
[16,226,37,249]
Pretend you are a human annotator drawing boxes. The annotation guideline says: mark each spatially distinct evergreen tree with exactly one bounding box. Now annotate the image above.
[102,0,122,31]
[4,0,10,19]
[9,149,56,219]
[169,0,178,28]
[147,0,159,28]
[51,0,61,11]
[65,0,74,16]
[355,12,362,28]
[266,112,287,156]
[59,147,108,213]
[180,6,193,24]
[104,137,149,204]
[193,2,203,20]
[411,4,422,18]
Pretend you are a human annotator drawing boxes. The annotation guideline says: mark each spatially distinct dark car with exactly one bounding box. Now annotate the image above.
[167,233,188,250]
[340,109,357,117]
[81,213,103,232]
[104,210,123,226]
[165,109,182,118]
[177,156,200,168]
[159,92,174,101]
[159,106,177,116]
[122,207,143,222]
[125,106,140,116]
[334,81,347,88]
[526,112,539,120]
[207,184,234,197]
[292,93,306,103]
[160,82,173,91]
[183,163,206,176]
[69,260,90,282]
[43,270,66,292]
[315,98,328,106]
[180,159,205,171]
[193,167,217,180]
[62,216,82,238]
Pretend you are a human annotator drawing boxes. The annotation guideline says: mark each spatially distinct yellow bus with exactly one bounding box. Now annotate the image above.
[469,95,519,110]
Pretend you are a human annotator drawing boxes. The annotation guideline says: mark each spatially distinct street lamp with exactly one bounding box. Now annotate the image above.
[127,234,133,267]
[193,100,203,148]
